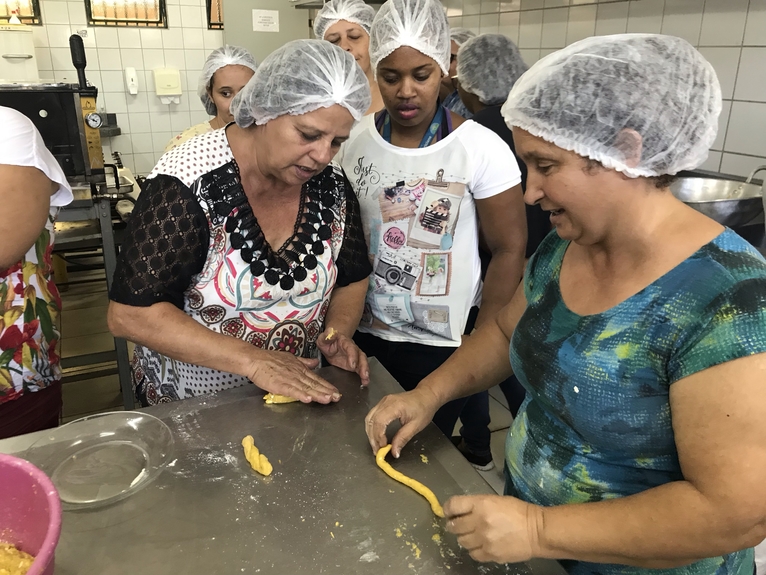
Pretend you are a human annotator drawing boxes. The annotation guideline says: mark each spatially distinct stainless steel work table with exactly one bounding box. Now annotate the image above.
[0,359,565,575]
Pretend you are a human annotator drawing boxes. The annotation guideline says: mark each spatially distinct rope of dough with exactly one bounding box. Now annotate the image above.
[242,435,273,476]
[263,393,300,404]
[376,445,444,517]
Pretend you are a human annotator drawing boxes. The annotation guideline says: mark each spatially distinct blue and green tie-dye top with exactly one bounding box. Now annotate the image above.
[505,229,766,575]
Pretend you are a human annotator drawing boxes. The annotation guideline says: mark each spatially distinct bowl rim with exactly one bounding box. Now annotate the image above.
[0,453,62,575]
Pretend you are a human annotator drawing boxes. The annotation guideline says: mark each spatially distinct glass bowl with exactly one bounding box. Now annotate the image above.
[24,412,174,510]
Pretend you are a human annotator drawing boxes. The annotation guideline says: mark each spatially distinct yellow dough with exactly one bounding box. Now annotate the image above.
[376,445,444,517]
[263,393,300,404]
[325,327,337,341]
[242,435,273,476]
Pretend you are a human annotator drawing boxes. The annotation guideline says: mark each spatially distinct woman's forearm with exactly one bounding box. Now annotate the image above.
[418,318,514,406]
[533,480,766,567]
[324,278,367,338]
[107,300,262,378]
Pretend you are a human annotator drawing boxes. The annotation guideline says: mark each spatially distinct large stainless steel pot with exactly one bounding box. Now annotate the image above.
[670,177,763,227]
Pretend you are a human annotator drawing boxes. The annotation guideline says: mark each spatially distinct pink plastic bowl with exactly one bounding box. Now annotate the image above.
[0,454,62,575]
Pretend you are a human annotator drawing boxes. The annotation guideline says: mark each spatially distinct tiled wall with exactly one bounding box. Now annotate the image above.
[32,0,224,175]
[444,0,766,178]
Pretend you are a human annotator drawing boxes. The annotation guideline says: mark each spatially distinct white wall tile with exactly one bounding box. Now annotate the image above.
[712,100,732,151]
[499,0,521,10]
[120,48,144,70]
[50,47,73,71]
[699,0,749,46]
[539,48,558,58]
[699,151,722,172]
[149,111,173,132]
[117,28,142,49]
[596,1,628,37]
[521,0,544,9]
[46,24,73,47]
[142,49,165,70]
[202,30,224,51]
[103,91,128,114]
[463,0,482,15]
[190,109,210,124]
[448,15,464,27]
[166,5,182,26]
[138,28,163,50]
[697,47,741,100]
[44,2,71,24]
[744,0,766,46]
[31,27,48,48]
[169,110,192,133]
[118,153,136,174]
[627,0,664,34]
[152,131,174,153]
[179,0,201,5]
[499,11,520,43]
[134,153,158,176]
[180,6,203,28]
[84,46,100,69]
[75,29,96,48]
[481,0,500,14]
[67,2,87,26]
[184,49,206,71]
[462,14,481,31]
[38,70,55,82]
[100,70,124,92]
[162,28,185,49]
[94,27,119,49]
[54,70,77,83]
[519,9,543,48]
[541,7,568,48]
[566,4,596,44]
[98,48,122,70]
[724,101,766,157]
[442,0,463,15]
[480,13,500,33]
[162,49,186,71]
[660,0,703,45]
[518,48,541,64]
[185,72,198,92]
[128,112,152,133]
[127,92,150,113]
[720,153,766,177]
[183,30,205,49]
[35,47,52,71]
[130,132,154,155]
[733,48,766,102]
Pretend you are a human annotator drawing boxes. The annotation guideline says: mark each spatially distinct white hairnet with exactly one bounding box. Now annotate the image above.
[198,45,258,116]
[457,34,527,106]
[450,27,476,47]
[502,34,722,178]
[314,0,376,40]
[369,0,450,76]
[230,39,371,127]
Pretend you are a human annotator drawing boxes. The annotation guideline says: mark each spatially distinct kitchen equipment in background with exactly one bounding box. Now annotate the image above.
[0,454,62,575]
[24,412,174,510]
[0,23,39,83]
[670,177,763,228]
[0,34,135,410]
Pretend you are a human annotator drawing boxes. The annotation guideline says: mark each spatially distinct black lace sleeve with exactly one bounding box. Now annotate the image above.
[109,175,209,309]
[335,173,372,287]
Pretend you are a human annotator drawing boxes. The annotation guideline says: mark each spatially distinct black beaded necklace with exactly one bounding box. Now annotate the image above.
[214,172,337,292]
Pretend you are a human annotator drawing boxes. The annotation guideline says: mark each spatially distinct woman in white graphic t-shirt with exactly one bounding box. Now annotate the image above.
[338,0,528,462]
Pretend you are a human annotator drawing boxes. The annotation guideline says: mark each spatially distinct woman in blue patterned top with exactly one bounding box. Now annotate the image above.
[365,34,766,575]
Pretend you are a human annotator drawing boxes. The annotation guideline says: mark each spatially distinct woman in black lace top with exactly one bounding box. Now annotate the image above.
[107,40,373,406]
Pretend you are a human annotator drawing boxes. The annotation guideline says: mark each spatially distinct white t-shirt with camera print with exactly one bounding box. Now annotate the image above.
[338,116,521,347]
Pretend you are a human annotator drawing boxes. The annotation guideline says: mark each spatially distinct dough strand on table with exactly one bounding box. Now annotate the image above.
[376,445,444,517]
[263,393,300,404]
[242,435,273,476]
[325,327,337,341]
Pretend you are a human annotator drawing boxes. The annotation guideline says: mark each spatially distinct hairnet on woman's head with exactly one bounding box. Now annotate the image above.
[369,0,451,76]
[457,34,527,105]
[450,27,476,47]
[230,39,371,127]
[314,0,376,40]
[198,45,258,116]
[502,34,722,178]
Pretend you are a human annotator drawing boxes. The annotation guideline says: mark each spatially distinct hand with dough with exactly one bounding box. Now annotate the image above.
[316,327,370,386]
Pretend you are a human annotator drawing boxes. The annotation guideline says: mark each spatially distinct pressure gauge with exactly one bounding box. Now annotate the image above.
[85,113,103,129]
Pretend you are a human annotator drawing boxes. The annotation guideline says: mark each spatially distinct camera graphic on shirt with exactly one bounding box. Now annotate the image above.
[375,252,422,291]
